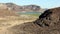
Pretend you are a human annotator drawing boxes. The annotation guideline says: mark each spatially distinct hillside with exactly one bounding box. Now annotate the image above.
[0,3,44,12]
[0,9,18,17]
[7,7,60,34]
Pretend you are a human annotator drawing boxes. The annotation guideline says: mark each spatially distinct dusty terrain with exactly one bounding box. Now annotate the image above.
[6,7,60,34]
[0,3,60,34]
[0,16,37,34]
[0,9,38,34]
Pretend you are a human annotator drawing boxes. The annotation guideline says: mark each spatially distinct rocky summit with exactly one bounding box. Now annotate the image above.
[7,7,60,34]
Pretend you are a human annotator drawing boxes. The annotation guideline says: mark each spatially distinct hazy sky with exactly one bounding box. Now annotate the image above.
[0,0,60,8]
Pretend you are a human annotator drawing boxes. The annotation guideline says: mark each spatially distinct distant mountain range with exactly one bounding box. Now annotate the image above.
[0,3,45,12]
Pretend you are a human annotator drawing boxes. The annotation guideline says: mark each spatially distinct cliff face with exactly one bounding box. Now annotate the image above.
[8,7,60,34]
[0,3,41,12]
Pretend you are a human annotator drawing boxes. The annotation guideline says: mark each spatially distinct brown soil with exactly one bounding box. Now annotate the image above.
[0,9,18,17]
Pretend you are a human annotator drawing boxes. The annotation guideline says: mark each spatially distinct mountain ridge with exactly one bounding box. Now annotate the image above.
[0,3,44,12]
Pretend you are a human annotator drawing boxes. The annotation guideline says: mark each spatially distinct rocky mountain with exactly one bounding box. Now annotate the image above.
[0,3,42,12]
[7,7,60,34]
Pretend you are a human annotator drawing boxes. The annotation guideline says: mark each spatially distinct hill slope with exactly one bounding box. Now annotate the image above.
[0,9,18,17]
[7,7,60,34]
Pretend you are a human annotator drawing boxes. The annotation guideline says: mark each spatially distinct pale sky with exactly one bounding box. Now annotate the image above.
[0,0,60,8]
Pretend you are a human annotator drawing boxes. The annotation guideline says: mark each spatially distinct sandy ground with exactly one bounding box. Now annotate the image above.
[0,16,37,34]
[0,20,34,34]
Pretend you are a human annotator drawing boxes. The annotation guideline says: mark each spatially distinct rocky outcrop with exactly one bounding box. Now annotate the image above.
[35,7,60,27]
[7,7,60,34]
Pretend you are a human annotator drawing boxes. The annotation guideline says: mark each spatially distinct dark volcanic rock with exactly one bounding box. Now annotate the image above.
[8,7,60,34]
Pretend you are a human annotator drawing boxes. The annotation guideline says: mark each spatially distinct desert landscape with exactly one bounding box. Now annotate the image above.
[0,3,43,34]
[7,7,60,34]
[0,2,60,34]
